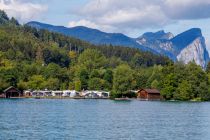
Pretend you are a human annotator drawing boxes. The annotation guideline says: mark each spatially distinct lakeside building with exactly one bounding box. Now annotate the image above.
[0,86,162,100]
[137,89,161,100]
[1,86,109,99]
[3,86,22,98]
[30,90,80,98]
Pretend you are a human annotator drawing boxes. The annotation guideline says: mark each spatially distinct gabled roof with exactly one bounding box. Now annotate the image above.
[139,89,160,94]
[4,86,21,93]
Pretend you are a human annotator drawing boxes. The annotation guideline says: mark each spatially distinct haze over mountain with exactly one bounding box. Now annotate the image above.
[27,21,210,68]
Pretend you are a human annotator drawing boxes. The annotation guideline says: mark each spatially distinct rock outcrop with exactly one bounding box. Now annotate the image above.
[136,28,209,68]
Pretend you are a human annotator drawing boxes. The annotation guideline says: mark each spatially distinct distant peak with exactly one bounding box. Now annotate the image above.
[184,28,202,36]
[139,30,173,40]
[173,28,203,41]
[188,28,201,32]
[171,28,204,51]
[155,30,165,34]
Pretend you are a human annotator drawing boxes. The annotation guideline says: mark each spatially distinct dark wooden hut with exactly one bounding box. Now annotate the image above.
[3,86,22,98]
[137,89,161,100]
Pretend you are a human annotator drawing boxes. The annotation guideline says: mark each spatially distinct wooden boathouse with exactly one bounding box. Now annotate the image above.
[3,86,22,98]
[137,89,161,100]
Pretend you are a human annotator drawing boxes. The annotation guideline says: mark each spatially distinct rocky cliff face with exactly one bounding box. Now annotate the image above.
[177,37,209,68]
[136,28,209,68]
[137,30,176,60]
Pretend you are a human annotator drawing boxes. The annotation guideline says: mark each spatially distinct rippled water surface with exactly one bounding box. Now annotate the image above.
[0,99,210,140]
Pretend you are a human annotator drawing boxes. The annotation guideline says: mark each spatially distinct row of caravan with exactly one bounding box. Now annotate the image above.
[24,90,110,98]
[80,91,110,98]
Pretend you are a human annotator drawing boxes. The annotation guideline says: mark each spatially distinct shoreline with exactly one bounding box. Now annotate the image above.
[0,96,110,100]
[0,97,208,102]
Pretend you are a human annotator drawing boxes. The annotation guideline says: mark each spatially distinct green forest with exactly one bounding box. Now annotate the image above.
[0,10,210,101]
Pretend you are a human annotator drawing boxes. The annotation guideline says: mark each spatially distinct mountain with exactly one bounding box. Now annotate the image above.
[27,21,153,52]
[171,28,209,68]
[27,21,210,68]
[136,30,176,60]
[137,28,209,68]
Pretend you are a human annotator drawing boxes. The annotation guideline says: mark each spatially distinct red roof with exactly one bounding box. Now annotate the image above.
[139,89,160,94]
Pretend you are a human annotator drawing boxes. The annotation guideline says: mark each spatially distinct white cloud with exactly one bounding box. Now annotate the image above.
[69,19,101,30]
[163,0,210,19]
[0,0,48,23]
[68,19,115,32]
[74,0,169,30]
[68,0,210,34]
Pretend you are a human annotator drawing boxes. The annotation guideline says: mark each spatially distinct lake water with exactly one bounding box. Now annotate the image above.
[0,99,210,140]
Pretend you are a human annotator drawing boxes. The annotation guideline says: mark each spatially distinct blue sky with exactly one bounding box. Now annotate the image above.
[0,0,210,51]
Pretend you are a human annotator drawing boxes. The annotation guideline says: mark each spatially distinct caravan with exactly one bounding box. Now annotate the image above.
[62,90,80,97]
